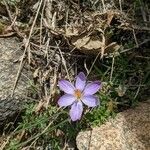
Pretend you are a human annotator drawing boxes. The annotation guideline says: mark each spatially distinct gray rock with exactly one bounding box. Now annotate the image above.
[0,37,29,127]
[76,100,150,150]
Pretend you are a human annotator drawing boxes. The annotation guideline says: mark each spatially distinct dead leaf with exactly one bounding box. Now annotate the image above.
[56,129,64,137]
[65,27,79,37]
[72,36,90,49]
[115,85,127,97]
[83,39,103,50]
[105,42,121,53]
[106,11,114,26]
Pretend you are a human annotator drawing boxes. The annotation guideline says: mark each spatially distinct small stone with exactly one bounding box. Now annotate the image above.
[76,100,150,150]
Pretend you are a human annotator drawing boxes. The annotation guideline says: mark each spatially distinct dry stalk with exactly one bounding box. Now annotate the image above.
[55,41,71,81]
[110,55,115,82]
[11,0,44,96]
[120,39,150,53]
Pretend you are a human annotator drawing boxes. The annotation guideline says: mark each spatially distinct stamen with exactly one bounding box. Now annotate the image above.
[74,89,82,99]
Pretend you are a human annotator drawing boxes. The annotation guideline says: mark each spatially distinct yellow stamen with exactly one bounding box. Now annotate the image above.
[74,89,82,99]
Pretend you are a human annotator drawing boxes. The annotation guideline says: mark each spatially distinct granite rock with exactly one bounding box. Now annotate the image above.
[0,37,29,127]
[76,100,150,150]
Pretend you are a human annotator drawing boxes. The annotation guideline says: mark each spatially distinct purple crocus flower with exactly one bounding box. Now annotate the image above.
[58,72,101,121]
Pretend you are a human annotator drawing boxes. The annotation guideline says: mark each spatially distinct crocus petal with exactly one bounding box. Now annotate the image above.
[82,95,99,107]
[75,72,86,91]
[58,79,75,94]
[58,94,76,107]
[83,81,101,95]
[69,101,83,121]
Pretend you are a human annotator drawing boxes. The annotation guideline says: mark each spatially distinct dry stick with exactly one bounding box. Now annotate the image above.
[27,44,31,64]
[138,0,147,22]
[110,55,115,82]
[120,39,150,53]
[65,7,69,31]
[101,0,106,12]
[93,0,99,7]
[87,51,101,77]
[55,41,71,81]
[119,0,123,12]
[0,32,16,37]
[3,0,18,27]
[3,0,12,20]
[132,29,139,48]
[40,1,44,49]
[45,38,50,64]
[84,59,89,74]
[1,0,17,37]
[135,56,150,59]
[11,0,43,97]
[2,1,22,39]
[118,22,150,31]
[134,80,142,99]
[2,4,25,39]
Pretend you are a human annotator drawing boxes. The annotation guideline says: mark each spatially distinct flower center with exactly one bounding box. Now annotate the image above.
[74,89,82,100]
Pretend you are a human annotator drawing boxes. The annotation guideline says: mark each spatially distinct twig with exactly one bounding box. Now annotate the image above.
[138,0,147,22]
[110,56,115,82]
[134,81,142,99]
[119,25,150,31]
[55,41,71,81]
[119,0,123,12]
[2,0,12,21]
[132,29,139,47]
[40,0,46,49]
[135,56,150,59]
[87,51,101,76]
[0,32,16,37]
[11,0,44,97]
[120,39,150,53]
[101,0,106,12]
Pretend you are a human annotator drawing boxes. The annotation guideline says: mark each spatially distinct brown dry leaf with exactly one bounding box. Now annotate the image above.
[56,129,65,137]
[105,42,121,54]
[83,38,103,50]
[72,34,120,55]
[106,11,114,26]
[72,36,90,49]
[65,27,79,37]
[67,11,120,56]
[115,85,127,97]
